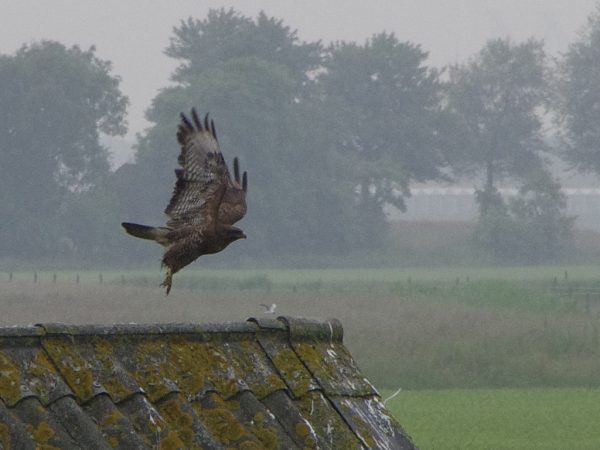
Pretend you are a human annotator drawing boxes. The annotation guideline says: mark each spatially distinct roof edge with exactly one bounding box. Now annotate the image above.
[0,325,45,337]
[33,321,258,336]
[278,316,343,343]
[0,317,344,342]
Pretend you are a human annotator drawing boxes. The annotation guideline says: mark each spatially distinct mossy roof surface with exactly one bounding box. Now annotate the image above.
[0,316,415,449]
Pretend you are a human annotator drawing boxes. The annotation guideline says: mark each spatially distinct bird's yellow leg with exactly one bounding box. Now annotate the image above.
[160,266,173,295]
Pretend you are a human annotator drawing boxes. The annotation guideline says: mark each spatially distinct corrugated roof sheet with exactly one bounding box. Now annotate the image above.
[0,316,416,449]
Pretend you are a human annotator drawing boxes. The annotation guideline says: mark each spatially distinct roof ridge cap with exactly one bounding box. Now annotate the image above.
[23,322,257,336]
[0,324,45,337]
[277,316,344,343]
[0,317,344,342]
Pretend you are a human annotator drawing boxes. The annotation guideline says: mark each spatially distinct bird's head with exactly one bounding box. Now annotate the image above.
[226,227,246,243]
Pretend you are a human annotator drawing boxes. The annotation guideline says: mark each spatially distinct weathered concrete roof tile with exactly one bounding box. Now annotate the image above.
[0,316,416,449]
[334,396,413,450]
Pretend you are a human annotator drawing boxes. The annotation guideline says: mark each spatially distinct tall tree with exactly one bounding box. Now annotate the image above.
[0,41,127,258]
[508,170,574,262]
[447,38,575,262]
[555,5,600,173]
[165,8,321,89]
[446,38,550,214]
[473,168,574,263]
[319,33,449,240]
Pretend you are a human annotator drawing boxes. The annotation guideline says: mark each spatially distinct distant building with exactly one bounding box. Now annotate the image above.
[387,187,600,230]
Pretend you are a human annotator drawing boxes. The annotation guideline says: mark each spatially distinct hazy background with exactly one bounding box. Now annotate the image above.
[2,0,598,162]
[4,7,600,447]
[3,1,600,268]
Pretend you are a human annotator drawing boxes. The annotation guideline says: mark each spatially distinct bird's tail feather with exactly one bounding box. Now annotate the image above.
[122,222,170,246]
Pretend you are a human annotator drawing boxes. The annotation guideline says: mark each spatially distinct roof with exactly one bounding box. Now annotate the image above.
[0,316,416,449]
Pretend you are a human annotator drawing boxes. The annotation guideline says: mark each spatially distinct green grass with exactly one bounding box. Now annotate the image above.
[384,388,600,450]
[2,265,600,390]
[4,266,600,448]
[5,264,600,285]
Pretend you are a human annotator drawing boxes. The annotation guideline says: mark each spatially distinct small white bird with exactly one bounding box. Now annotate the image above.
[260,303,277,314]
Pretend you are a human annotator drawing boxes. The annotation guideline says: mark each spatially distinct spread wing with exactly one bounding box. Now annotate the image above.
[165,109,227,231]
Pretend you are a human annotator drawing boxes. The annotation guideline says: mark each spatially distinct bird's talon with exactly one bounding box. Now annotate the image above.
[160,280,172,295]
[161,268,173,295]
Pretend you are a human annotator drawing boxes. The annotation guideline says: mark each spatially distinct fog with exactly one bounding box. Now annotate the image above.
[2,1,600,268]
[1,0,597,148]
[3,7,600,443]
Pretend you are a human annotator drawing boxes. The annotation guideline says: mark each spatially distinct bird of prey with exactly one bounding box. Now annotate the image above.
[122,109,247,294]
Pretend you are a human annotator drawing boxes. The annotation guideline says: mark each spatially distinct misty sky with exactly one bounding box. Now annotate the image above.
[2,0,599,165]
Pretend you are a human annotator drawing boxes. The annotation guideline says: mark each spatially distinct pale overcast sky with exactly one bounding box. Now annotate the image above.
[1,1,598,164]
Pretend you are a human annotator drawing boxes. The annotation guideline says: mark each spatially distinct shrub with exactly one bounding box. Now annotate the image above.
[473,172,575,263]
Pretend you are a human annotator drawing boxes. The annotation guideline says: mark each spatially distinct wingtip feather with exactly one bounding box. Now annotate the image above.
[233,157,240,182]
[204,113,210,131]
[191,108,203,130]
[211,119,218,141]
[180,112,193,130]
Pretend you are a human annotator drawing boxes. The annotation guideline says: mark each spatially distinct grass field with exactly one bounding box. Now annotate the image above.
[2,265,600,389]
[2,265,600,448]
[384,388,600,450]
[7,264,600,284]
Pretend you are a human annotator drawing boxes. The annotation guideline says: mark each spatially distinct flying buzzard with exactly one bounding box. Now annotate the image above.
[122,109,247,294]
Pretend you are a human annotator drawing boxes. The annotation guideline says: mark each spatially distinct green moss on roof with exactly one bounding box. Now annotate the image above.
[0,422,10,449]
[132,339,232,401]
[101,408,124,427]
[85,337,134,402]
[31,420,55,442]
[36,444,61,450]
[0,351,21,405]
[295,421,310,437]
[294,343,337,379]
[238,441,267,450]
[132,340,172,401]
[295,392,362,449]
[0,319,415,449]
[158,397,196,449]
[192,393,266,448]
[197,394,245,444]
[26,350,61,402]
[159,430,186,450]
[94,338,113,356]
[294,421,317,448]
[95,403,132,449]
[271,347,312,397]
[28,350,57,378]
[42,338,94,400]
[250,412,278,450]
[129,337,286,402]
[25,421,60,450]
[103,377,134,403]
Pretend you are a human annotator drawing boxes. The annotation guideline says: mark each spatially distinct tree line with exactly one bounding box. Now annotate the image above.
[2,7,600,266]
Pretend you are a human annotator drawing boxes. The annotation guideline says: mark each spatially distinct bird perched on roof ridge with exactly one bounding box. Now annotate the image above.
[122,108,248,294]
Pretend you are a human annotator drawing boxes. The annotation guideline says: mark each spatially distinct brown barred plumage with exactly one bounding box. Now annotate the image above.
[122,108,247,294]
